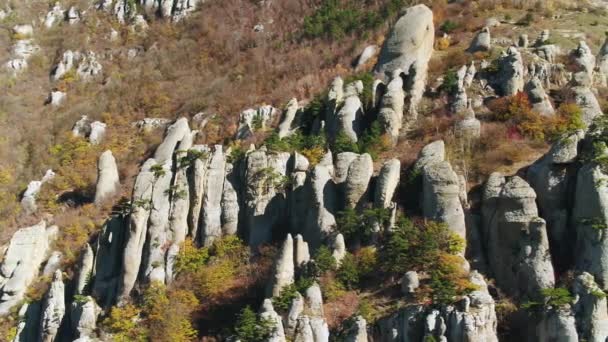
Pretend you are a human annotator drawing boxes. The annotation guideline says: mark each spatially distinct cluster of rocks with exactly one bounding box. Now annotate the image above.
[98,0,204,23]
[44,2,81,28]
[72,115,107,145]
[51,50,103,82]
[21,169,55,215]
[5,25,40,74]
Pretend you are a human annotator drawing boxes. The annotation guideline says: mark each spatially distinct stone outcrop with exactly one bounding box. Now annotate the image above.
[537,307,579,342]
[344,153,373,209]
[572,41,596,79]
[375,4,434,121]
[571,72,602,126]
[278,98,301,138]
[302,161,337,250]
[356,45,378,69]
[94,150,120,205]
[21,169,55,214]
[419,141,466,240]
[269,234,295,297]
[345,316,368,342]
[93,217,125,308]
[236,106,277,139]
[44,2,64,28]
[597,37,608,86]
[527,131,582,266]
[260,299,286,342]
[375,271,498,341]
[469,27,491,52]
[332,233,346,266]
[483,176,555,298]
[75,244,95,295]
[377,70,405,142]
[497,47,525,96]
[70,297,101,340]
[455,99,481,139]
[0,222,58,315]
[572,272,608,341]
[573,159,608,289]
[374,159,401,209]
[39,270,65,342]
[525,77,555,116]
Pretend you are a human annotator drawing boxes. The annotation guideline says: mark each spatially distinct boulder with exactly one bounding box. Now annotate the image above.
[344,154,373,209]
[375,4,434,121]
[39,270,65,342]
[221,162,240,236]
[286,292,305,337]
[294,234,310,267]
[67,6,80,24]
[236,106,277,139]
[455,100,481,139]
[72,115,91,138]
[302,163,337,250]
[52,50,78,81]
[89,121,106,145]
[44,2,64,28]
[332,234,347,266]
[47,91,66,106]
[94,150,120,205]
[335,92,363,143]
[400,271,420,295]
[469,27,491,52]
[12,24,33,37]
[374,159,401,209]
[571,72,603,126]
[21,169,55,215]
[356,45,378,69]
[414,140,445,171]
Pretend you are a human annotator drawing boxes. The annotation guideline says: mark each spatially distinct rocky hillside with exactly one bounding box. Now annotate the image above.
[2,0,608,341]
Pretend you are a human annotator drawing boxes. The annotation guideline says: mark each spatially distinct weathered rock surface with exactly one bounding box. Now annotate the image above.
[39,270,65,342]
[496,47,525,96]
[525,77,555,116]
[572,272,608,341]
[375,4,434,121]
[374,159,401,209]
[483,176,555,298]
[377,70,405,142]
[70,297,101,339]
[537,307,579,342]
[278,98,300,138]
[21,169,55,214]
[0,222,58,315]
[94,150,120,205]
[344,153,373,209]
[269,234,295,297]
[469,27,491,52]
[236,106,277,139]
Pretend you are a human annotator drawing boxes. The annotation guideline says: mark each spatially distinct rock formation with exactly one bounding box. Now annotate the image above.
[94,150,120,205]
[469,27,491,52]
[375,4,434,121]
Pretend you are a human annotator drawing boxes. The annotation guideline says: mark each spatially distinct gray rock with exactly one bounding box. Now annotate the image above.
[332,234,346,266]
[497,47,525,96]
[455,100,481,139]
[119,159,156,300]
[525,77,555,116]
[47,91,66,106]
[42,251,63,277]
[89,121,106,145]
[422,160,466,240]
[375,4,434,121]
[485,176,555,298]
[168,131,195,247]
[537,307,579,342]
[464,62,476,88]
[39,270,65,342]
[236,106,277,139]
[286,292,304,337]
[527,131,583,263]
[294,316,315,342]
[572,41,596,80]
[21,169,55,215]
[572,78,602,127]
[52,50,78,82]
[573,162,608,289]
[44,2,64,28]
[12,302,41,342]
[72,115,91,138]
[336,92,363,143]
[344,154,373,209]
[154,118,190,163]
[278,98,300,138]
[269,234,295,297]
[221,162,240,236]
[0,222,57,315]
[260,299,286,342]
[345,316,368,342]
[76,51,103,81]
[450,87,468,114]
[245,149,289,248]
[334,152,359,185]
[188,144,210,239]
[378,70,405,142]
[573,272,608,341]
[133,118,172,132]
[356,45,378,69]
[67,6,80,24]
[469,27,491,52]
[597,37,608,86]
[535,30,551,47]
[75,244,94,295]
[414,140,445,171]
[303,163,336,250]
[93,217,125,308]
[94,150,120,205]
[374,159,401,209]
[305,283,324,317]
[294,234,310,267]
[400,271,419,295]
[70,297,101,339]
[310,316,330,342]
